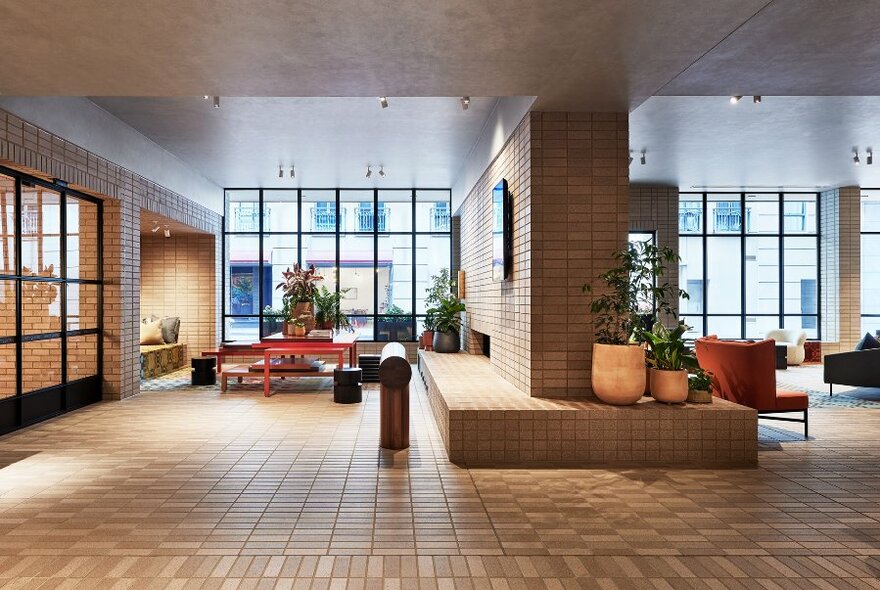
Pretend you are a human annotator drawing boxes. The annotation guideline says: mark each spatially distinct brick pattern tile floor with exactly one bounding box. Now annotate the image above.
[0,370,879,587]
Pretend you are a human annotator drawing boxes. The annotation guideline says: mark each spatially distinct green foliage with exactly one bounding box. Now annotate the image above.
[276,263,323,303]
[641,321,698,371]
[582,241,688,345]
[423,268,457,332]
[688,367,713,391]
[313,286,353,331]
[427,296,466,334]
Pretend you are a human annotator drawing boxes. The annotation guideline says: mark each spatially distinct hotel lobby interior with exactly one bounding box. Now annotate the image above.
[2,1,880,587]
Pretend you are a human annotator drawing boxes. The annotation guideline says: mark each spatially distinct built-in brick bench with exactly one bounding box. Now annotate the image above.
[140,343,188,379]
[417,351,758,467]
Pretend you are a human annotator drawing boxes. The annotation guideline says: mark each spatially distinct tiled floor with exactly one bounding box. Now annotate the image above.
[0,369,879,588]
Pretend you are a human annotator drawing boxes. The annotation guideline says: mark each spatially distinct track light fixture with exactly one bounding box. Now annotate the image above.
[366,165,373,178]
[853,150,860,165]
[379,165,386,177]
[628,151,634,165]
[379,96,388,109]
[290,165,295,178]
[753,96,762,104]
[151,220,161,233]
[213,96,220,108]
[460,96,470,110]
[729,95,742,104]
[202,95,210,100]
[868,150,874,165]
[163,225,171,239]
[640,151,647,165]
[278,165,284,178]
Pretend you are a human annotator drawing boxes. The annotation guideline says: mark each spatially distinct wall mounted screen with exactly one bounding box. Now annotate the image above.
[492,178,512,282]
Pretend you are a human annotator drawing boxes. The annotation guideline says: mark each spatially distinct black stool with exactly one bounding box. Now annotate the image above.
[334,367,362,404]
[192,357,216,386]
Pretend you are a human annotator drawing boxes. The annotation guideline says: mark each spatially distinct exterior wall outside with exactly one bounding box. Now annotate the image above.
[0,106,222,400]
[630,185,680,320]
[141,234,217,357]
[820,186,861,354]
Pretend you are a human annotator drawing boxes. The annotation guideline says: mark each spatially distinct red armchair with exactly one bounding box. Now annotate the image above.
[695,337,809,438]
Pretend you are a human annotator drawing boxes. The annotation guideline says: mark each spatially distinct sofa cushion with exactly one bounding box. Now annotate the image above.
[159,316,181,344]
[774,389,809,411]
[855,332,880,351]
[140,320,164,345]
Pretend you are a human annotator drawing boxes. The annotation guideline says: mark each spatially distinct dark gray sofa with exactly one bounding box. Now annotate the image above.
[823,348,880,395]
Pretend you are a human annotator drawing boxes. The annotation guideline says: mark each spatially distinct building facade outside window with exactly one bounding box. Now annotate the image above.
[678,192,820,340]
[861,190,880,336]
[223,188,452,342]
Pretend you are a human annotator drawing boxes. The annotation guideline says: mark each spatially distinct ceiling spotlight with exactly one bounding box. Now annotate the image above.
[753,95,762,104]
[730,95,742,104]
[460,96,470,110]
[289,165,295,178]
[379,96,388,109]
[163,226,171,239]
[366,165,373,178]
[213,96,220,108]
[379,165,386,177]
[278,165,284,178]
[628,151,634,165]
[853,150,860,165]
[868,150,874,165]
[151,221,160,233]
[640,150,647,165]
[202,95,210,100]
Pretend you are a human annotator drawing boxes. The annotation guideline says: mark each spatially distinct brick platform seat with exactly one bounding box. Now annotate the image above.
[140,343,188,379]
[418,351,757,467]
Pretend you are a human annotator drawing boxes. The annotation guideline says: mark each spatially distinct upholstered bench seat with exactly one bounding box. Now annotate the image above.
[140,343,187,379]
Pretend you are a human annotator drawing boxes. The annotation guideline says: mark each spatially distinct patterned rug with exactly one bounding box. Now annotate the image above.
[776,380,880,408]
[140,367,336,393]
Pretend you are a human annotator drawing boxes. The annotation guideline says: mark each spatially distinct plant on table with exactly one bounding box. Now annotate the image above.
[276,263,323,333]
[313,286,353,332]
[640,320,697,404]
[582,240,688,405]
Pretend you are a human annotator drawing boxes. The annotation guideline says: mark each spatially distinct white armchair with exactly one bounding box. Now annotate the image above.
[766,329,807,366]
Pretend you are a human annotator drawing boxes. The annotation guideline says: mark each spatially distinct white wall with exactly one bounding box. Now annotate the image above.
[451,96,536,214]
[0,97,221,212]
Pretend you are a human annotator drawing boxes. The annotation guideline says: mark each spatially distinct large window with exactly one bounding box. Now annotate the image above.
[678,192,820,340]
[0,166,103,435]
[862,190,880,336]
[223,188,452,342]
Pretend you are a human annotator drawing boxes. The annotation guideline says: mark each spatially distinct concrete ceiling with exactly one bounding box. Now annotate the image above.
[0,0,771,110]
[630,96,880,190]
[92,96,498,188]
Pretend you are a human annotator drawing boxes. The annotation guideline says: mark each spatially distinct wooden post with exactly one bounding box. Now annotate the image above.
[379,342,412,450]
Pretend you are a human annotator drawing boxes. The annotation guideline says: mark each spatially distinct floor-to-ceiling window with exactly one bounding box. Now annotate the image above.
[678,192,820,340]
[861,190,880,336]
[0,166,103,435]
[223,188,452,342]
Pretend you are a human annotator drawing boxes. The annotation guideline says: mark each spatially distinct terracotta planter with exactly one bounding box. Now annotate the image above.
[687,388,713,404]
[650,368,688,404]
[644,366,652,395]
[591,344,645,405]
[423,330,434,351]
[294,301,316,332]
[293,325,307,337]
[284,322,296,337]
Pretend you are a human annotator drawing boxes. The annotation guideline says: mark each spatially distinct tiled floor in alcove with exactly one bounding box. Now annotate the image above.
[0,368,878,588]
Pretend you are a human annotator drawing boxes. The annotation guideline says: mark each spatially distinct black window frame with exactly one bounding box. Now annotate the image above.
[860,189,880,333]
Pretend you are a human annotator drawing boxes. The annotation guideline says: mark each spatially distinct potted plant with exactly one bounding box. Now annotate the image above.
[641,321,697,404]
[291,317,307,337]
[688,367,714,404]
[421,313,437,351]
[428,295,466,353]
[276,263,323,333]
[423,269,455,351]
[582,241,687,405]
[314,286,352,331]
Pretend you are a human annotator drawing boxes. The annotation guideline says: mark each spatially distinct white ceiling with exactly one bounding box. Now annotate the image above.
[91,96,499,189]
[629,96,880,190]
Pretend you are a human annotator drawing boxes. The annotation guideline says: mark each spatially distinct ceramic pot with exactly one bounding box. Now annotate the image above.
[591,344,646,405]
[644,366,652,395]
[293,325,307,337]
[687,388,713,404]
[423,330,435,351]
[294,301,316,332]
[433,330,460,353]
[650,369,688,404]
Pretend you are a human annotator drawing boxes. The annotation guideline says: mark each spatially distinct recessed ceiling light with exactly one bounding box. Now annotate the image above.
[729,95,742,104]
[460,96,470,110]
[379,96,388,109]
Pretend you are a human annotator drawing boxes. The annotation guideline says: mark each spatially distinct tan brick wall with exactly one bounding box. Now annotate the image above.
[0,107,223,400]
[820,186,861,354]
[141,234,217,356]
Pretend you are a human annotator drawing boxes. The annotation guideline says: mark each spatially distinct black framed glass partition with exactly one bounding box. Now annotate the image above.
[861,190,880,335]
[678,191,820,340]
[0,165,103,435]
[223,188,452,342]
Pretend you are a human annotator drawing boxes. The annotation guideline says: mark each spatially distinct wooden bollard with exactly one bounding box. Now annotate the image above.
[379,342,412,450]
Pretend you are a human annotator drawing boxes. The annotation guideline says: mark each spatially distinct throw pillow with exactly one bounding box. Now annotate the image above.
[141,314,158,324]
[160,316,181,344]
[140,319,164,345]
[855,332,880,351]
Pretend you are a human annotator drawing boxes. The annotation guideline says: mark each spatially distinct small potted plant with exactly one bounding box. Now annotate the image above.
[688,367,714,404]
[423,269,455,352]
[292,317,307,337]
[314,286,352,331]
[276,263,323,333]
[421,313,436,351]
[641,321,697,404]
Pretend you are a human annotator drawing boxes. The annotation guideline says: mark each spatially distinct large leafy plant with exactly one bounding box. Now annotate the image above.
[423,268,456,331]
[642,321,698,371]
[582,241,688,345]
[313,286,353,331]
[428,296,466,334]
[277,263,323,303]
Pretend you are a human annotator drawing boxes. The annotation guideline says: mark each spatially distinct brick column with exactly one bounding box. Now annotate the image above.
[820,186,861,354]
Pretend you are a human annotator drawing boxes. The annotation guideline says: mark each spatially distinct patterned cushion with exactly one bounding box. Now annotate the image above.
[140,343,188,379]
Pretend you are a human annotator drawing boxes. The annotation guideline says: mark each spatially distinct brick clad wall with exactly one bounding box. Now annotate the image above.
[529,112,630,398]
[459,114,533,393]
[820,186,861,354]
[629,185,680,320]
[0,106,222,400]
[141,234,217,357]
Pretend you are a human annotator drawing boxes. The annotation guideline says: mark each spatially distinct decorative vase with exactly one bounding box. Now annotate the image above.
[433,330,460,353]
[293,325,307,337]
[423,330,434,351]
[650,369,688,404]
[591,343,645,405]
[285,322,296,337]
[687,388,713,404]
[294,301,316,332]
